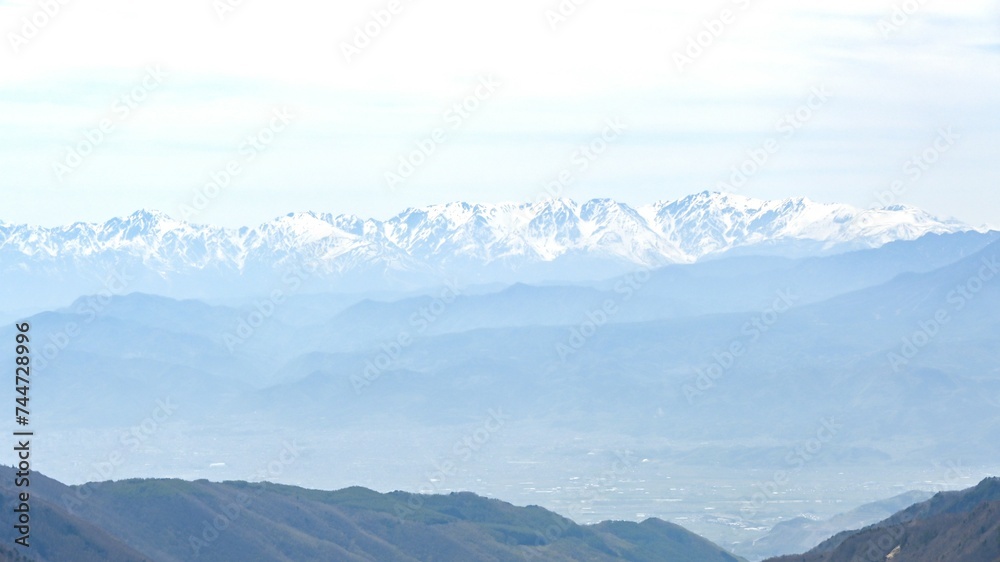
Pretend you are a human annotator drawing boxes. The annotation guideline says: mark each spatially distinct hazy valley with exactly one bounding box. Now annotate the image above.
[3,195,998,559]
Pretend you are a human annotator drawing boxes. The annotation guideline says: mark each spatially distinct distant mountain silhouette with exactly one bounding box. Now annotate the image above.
[0,193,983,312]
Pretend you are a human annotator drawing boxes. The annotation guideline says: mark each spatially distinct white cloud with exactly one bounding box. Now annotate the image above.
[0,0,997,227]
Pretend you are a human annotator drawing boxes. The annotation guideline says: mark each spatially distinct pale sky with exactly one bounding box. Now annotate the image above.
[1,0,998,228]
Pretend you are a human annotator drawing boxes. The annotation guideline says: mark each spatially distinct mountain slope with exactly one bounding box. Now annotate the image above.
[765,478,1000,562]
[0,468,745,562]
[741,490,933,560]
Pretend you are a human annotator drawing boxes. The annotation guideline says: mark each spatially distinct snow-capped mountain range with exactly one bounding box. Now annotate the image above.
[0,192,979,311]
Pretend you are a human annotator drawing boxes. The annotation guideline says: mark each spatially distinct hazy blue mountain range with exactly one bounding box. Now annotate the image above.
[0,468,746,562]
[767,477,1000,562]
[0,192,981,313]
[9,228,1000,556]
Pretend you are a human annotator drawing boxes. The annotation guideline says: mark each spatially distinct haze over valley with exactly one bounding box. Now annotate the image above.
[4,194,998,559]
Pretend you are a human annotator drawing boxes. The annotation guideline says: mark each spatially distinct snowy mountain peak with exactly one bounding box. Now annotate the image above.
[0,194,978,283]
[110,209,181,228]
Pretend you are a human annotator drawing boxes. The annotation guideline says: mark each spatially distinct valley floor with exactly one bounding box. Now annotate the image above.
[36,423,998,560]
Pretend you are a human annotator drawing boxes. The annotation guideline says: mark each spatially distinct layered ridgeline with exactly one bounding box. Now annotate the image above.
[11,230,1000,556]
[0,192,977,312]
[0,468,746,562]
[739,490,933,560]
[5,207,999,557]
[766,477,1000,562]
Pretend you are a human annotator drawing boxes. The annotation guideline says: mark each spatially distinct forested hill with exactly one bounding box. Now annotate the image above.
[0,467,745,562]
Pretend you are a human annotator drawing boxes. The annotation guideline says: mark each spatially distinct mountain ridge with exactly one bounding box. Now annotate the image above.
[0,467,747,562]
[0,192,976,269]
[766,478,1000,562]
[0,192,981,312]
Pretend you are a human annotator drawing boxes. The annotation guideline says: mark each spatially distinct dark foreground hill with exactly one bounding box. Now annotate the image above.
[766,477,1000,562]
[0,467,745,562]
[739,490,933,560]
